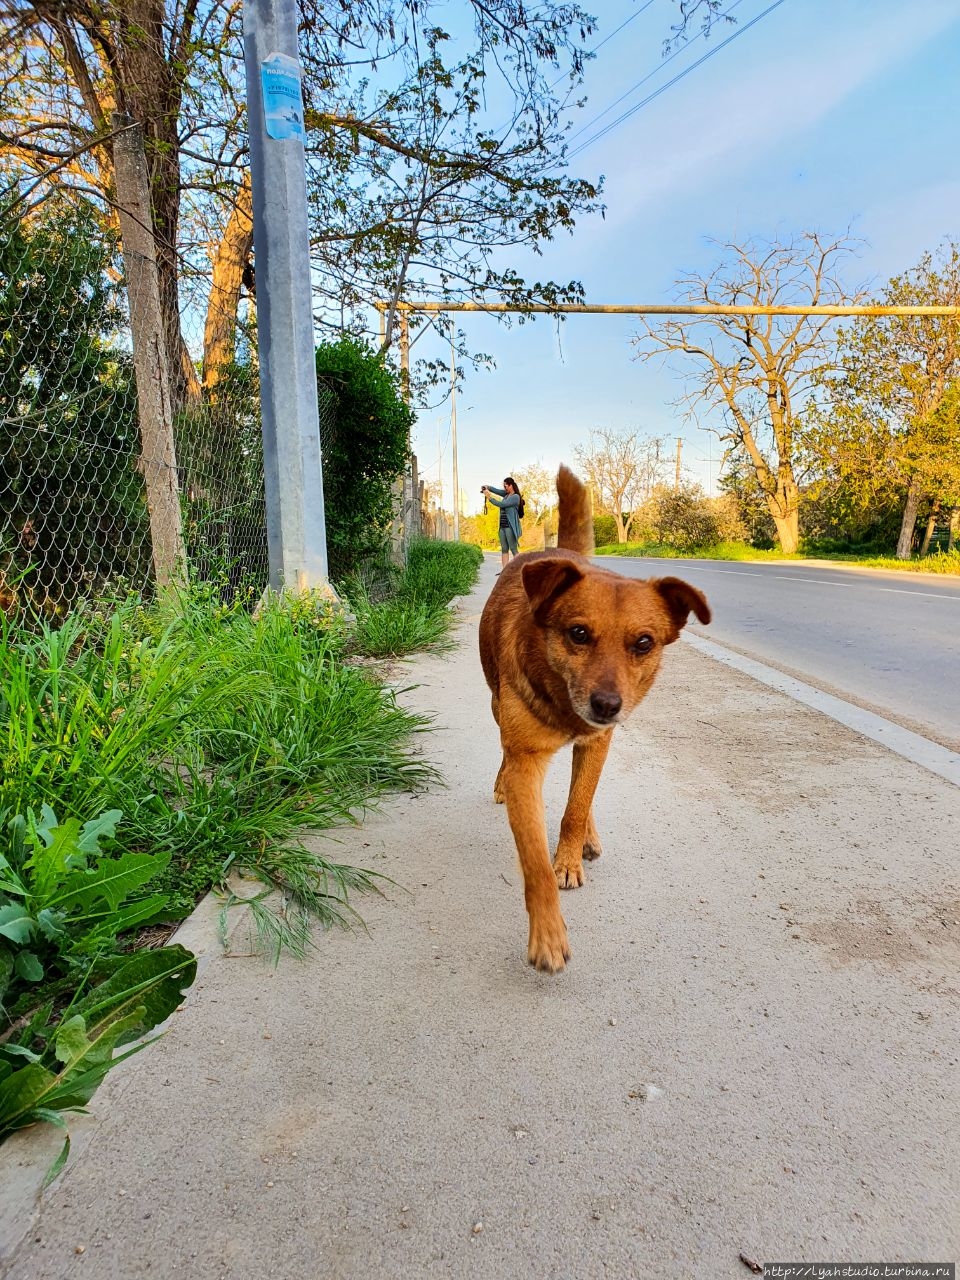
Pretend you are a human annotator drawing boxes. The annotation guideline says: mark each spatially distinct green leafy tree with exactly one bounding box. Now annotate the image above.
[813,241,960,558]
[315,337,413,579]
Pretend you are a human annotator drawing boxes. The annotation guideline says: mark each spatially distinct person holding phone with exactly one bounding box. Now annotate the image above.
[481,476,524,570]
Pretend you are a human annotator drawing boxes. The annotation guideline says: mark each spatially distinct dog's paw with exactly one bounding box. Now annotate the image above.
[527,912,570,973]
[493,785,505,804]
[554,857,585,890]
[582,838,602,862]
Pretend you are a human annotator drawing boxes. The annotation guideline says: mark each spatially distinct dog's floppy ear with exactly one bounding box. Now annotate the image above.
[522,558,585,624]
[653,576,711,641]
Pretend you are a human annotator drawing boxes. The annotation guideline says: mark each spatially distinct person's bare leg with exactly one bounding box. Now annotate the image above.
[501,551,510,569]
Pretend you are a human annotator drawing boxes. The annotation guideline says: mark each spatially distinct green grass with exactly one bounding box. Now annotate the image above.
[0,586,435,958]
[595,540,960,574]
[343,537,483,658]
[0,536,482,979]
[401,538,483,606]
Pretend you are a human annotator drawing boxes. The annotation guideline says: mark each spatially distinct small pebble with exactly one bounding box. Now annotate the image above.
[608,1017,617,1027]
[472,1222,483,1235]
[75,1246,86,1255]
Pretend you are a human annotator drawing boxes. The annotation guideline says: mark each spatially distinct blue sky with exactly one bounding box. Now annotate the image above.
[407,0,960,513]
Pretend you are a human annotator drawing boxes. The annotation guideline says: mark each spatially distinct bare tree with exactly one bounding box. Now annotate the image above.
[633,232,864,553]
[511,461,555,520]
[574,427,667,543]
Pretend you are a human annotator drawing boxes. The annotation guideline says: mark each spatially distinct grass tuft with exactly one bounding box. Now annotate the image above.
[343,537,483,659]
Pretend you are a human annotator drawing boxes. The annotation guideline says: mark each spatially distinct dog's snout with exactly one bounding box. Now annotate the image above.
[589,690,622,722]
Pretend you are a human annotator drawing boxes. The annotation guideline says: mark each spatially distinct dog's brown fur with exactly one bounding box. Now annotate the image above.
[479,464,711,973]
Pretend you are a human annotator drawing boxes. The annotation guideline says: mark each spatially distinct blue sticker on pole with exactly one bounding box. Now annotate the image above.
[261,52,305,141]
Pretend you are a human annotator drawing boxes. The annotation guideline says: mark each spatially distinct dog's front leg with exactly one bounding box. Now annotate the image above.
[501,750,570,973]
[554,732,612,889]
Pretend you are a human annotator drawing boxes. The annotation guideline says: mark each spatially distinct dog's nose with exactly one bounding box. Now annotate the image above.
[589,691,622,721]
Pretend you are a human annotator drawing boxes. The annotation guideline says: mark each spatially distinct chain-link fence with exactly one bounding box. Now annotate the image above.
[0,197,350,618]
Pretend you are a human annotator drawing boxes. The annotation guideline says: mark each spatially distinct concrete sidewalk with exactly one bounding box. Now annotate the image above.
[4,555,959,1278]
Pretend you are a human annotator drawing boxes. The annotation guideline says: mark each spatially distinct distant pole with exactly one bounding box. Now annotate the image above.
[243,0,329,590]
[450,334,460,541]
[675,437,683,492]
[437,418,443,510]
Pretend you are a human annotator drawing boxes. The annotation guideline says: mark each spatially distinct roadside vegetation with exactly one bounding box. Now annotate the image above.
[0,536,479,1166]
[596,541,960,573]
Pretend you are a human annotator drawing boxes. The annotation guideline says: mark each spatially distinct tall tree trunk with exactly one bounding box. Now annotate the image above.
[948,506,959,553]
[114,0,197,411]
[919,500,941,556]
[615,511,627,543]
[896,473,922,559]
[770,507,800,554]
[765,468,800,553]
[203,174,255,396]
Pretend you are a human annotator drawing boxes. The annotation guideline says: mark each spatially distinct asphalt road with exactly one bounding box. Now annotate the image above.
[607,557,960,751]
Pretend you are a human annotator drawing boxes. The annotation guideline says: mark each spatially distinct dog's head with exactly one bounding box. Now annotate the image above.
[521,558,711,729]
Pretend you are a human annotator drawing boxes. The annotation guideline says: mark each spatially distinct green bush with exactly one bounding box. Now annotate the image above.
[315,337,413,579]
[650,485,722,550]
[593,514,619,546]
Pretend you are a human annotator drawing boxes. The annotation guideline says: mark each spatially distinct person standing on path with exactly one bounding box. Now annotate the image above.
[482,477,524,571]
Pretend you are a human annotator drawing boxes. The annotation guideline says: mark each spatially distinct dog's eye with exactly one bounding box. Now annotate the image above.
[632,634,655,655]
[568,624,591,645]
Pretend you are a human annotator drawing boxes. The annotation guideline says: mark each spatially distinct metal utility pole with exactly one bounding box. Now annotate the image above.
[450,335,460,541]
[243,0,329,591]
[112,114,186,590]
[675,437,683,492]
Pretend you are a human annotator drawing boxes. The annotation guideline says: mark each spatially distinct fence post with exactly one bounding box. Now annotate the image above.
[243,0,329,591]
[112,114,186,590]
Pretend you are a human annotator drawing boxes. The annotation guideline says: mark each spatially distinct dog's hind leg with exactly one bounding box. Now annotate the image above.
[554,732,612,889]
[500,749,570,973]
[493,755,506,804]
[583,808,603,861]
[490,691,507,803]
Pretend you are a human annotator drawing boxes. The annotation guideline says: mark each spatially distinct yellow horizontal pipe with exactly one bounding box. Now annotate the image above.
[373,301,960,317]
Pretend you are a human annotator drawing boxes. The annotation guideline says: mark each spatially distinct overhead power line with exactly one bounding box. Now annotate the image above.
[564,0,745,147]
[567,0,789,160]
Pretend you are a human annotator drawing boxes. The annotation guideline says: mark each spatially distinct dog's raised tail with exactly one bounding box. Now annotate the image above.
[556,465,594,555]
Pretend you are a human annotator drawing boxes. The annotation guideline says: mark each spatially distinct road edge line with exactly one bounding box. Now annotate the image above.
[682,631,960,789]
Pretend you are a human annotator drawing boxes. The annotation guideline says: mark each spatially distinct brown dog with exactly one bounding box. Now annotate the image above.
[479,464,711,973]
